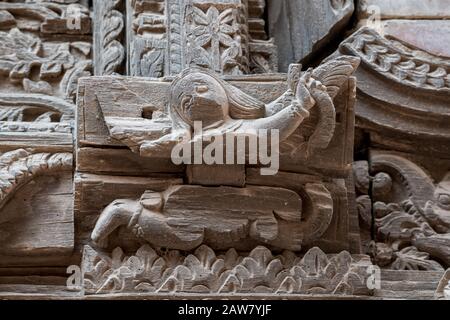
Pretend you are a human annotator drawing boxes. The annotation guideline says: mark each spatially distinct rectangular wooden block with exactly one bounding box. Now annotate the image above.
[76,75,355,177]
[186,164,246,187]
[0,173,74,267]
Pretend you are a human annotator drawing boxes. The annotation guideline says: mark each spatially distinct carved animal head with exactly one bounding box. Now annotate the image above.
[435,173,450,212]
[91,199,141,246]
[425,173,450,233]
[169,67,265,130]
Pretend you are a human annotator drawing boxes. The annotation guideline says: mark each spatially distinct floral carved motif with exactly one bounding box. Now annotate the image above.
[354,152,450,271]
[185,4,249,74]
[82,245,372,295]
[0,28,91,100]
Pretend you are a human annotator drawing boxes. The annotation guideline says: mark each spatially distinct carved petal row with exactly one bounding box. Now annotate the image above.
[338,27,450,157]
[340,27,450,92]
[82,245,373,295]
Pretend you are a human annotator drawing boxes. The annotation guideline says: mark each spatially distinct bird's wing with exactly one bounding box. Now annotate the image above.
[311,55,360,99]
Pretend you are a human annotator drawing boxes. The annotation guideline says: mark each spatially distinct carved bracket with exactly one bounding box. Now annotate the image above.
[354,151,450,270]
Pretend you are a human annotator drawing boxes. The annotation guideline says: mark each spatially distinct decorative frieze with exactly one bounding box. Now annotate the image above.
[82,245,373,296]
[127,0,277,77]
[338,27,450,158]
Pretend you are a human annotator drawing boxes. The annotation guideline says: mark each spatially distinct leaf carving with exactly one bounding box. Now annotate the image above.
[82,245,371,296]
[97,0,125,75]
[312,56,360,99]
[141,49,164,78]
[103,41,124,75]
[391,246,444,271]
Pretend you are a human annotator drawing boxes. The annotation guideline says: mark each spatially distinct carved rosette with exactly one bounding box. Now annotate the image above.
[184,0,250,75]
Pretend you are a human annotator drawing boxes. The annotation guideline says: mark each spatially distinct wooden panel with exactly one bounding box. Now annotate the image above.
[0,173,74,267]
[76,147,184,175]
[76,75,355,177]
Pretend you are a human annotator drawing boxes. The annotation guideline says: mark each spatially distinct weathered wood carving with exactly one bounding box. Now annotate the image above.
[93,0,125,76]
[0,27,91,100]
[91,184,333,251]
[0,149,73,261]
[0,1,91,35]
[336,27,450,276]
[82,245,372,296]
[0,0,85,270]
[354,152,449,271]
[77,54,359,262]
[1,0,446,301]
[102,57,358,161]
[127,0,277,77]
[338,27,450,158]
[0,98,75,265]
[0,149,72,211]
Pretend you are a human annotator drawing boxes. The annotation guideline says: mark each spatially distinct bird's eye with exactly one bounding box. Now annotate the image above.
[195,85,209,93]
[438,194,450,207]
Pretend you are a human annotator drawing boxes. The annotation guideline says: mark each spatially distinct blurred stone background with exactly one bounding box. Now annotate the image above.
[268,0,450,70]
